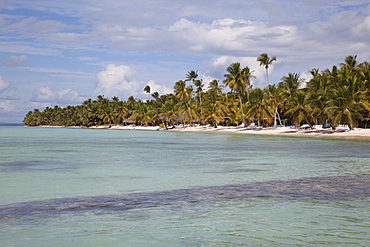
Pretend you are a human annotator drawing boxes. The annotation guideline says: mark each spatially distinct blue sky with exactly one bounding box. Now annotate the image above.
[0,0,370,123]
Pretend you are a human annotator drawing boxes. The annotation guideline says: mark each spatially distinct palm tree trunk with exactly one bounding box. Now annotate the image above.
[277,110,283,126]
[304,114,313,129]
[199,94,203,124]
[185,101,193,124]
[266,67,270,86]
[238,92,246,127]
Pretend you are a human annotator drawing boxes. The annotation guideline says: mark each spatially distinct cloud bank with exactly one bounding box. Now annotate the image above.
[94,64,172,100]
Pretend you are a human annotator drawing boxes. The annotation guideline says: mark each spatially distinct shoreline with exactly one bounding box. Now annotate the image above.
[99,125,370,140]
[33,124,370,140]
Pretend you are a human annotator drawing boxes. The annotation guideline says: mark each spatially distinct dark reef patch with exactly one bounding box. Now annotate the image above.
[1,174,369,221]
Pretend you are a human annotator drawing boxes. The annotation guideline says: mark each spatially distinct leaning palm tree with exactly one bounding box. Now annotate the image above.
[257,53,276,86]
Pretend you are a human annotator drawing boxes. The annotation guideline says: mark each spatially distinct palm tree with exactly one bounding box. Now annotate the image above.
[208,79,223,103]
[279,73,301,101]
[224,63,254,127]
[151,91,160,101]
[325,84,363,130]
[194,79,204,123]
[340,55,357,69]
[144,85,151,100]
[257,53,276,86]
[246,88,270,127]
[264,84,283,127]
[159,100,177,129]
[186,70,205,123]
[185,70,198,83]
[204,102,225,128]
[285,90,313,128]
[174,80,193,123]
[241,65,256,102]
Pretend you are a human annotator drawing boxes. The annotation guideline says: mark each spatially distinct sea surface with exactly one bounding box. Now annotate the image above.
[0,125,369,246]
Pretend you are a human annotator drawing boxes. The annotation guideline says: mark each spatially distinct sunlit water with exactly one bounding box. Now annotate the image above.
[0,125,369,246]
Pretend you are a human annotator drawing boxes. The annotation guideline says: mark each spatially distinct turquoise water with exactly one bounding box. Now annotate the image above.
[0,125,369,246]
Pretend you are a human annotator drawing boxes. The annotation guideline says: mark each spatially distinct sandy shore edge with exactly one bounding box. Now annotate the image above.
[96,125,370,140]
[36,124,370,139]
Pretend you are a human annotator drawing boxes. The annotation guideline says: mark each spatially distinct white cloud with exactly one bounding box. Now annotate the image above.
[56,88,86,104]
[298,71,313,89]
[0,100,15,112]
[5,16,79,33]
[0,55,28,67]
[167,18,296,54]
[205,56,276,88]
[0,41,60,56]
[2,94,20,100]
[20,66,91,75]
[352,15,370,39]
[31,86,86,105]
[77,56,98,61]
[0,76,10,94]
[145,80,172,96]
[31,86,56,102]
[94,64,172,100]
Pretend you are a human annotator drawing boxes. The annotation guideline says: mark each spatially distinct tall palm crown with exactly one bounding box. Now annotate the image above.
[223,63,245,93]
[174,80,192,101]
[185,70,198,82]
[340,55,357,68]
[257,53,276,86]
[143,85,151,100]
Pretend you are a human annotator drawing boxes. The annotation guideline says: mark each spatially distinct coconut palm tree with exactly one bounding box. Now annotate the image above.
[204,101,225,128]
[224,63,254,127]
[246,88,270,127]
[151,91,160,101]
[264,84,283,127]
[159,100,177,129]
[340,55,357,69]
[325,83,363,130]
[144,85,151,100]
[280,73,301,98]
[208,79,223,103]
[285,90,313,128]
[185,70,198,82]
[174,80,193,123]
[257,53,276,86]
[241,65,256,102]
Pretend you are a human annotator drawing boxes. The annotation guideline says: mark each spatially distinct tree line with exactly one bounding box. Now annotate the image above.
[23,55,370,130]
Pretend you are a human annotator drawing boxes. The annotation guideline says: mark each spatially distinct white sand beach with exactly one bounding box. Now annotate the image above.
[107,125,370,139]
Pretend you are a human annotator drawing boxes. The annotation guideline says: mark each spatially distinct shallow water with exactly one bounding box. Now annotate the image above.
[1,126,369,246]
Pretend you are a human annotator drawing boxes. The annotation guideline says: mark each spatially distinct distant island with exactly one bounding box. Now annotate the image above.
[23,55,370,130]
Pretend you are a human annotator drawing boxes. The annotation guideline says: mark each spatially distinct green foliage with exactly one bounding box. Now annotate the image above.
[23,56,370,129]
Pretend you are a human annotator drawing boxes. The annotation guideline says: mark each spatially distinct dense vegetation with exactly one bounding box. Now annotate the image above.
[23,55,370,129]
